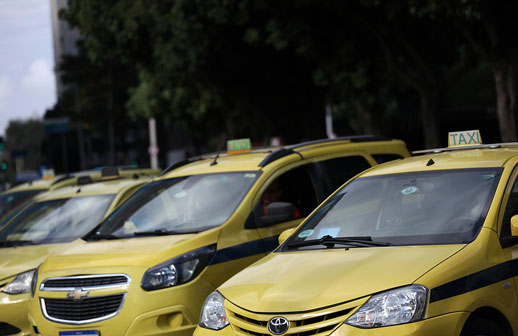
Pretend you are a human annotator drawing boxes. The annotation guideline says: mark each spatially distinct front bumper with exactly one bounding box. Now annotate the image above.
[194,311,469,336]
[0,292,32,336]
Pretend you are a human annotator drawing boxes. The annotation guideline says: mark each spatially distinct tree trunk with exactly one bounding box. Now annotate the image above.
[354,101,380,135]
[419,89,440,148]
[493,63,518,142]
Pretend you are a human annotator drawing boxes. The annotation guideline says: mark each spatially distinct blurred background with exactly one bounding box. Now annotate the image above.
[0,0,516,187]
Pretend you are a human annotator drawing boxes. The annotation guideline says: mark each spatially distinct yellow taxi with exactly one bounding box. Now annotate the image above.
[0,167,160,228]
[28,136,409,336]
[0,176,75,224]
[193,130,518,336]
[0,173,147,336]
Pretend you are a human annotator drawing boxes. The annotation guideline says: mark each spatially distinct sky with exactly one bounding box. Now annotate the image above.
[0,0,56,137]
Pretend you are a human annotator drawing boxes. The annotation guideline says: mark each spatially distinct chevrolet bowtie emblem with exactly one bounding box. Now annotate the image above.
[67,288,90,301]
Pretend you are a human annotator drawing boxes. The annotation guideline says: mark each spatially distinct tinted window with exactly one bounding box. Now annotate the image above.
[251,165,319,228]
[500,179,518,244]
[320,156,371,190]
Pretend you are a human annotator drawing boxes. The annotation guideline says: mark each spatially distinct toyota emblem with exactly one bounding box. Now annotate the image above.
[268,316,289,335]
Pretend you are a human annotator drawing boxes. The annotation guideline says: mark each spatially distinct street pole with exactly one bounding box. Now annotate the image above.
[148,118,158,169]
[325,105,337,139]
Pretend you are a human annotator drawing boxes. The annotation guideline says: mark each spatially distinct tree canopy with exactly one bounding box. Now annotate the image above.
[52,0,509,159]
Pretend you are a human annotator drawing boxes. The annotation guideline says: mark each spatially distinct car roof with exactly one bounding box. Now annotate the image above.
[362,146,518,177]
[4,178,57,193]
[162,137,407,178]
[32,178,143,201]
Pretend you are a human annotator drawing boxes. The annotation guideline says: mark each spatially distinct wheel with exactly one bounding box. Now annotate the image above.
[460,318,506,336]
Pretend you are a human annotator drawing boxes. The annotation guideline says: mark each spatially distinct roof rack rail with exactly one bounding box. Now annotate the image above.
[285,135,392,151]
[258,135,392,168]
[258,148,298,167]
[77,176,93,185]
[411,143,514,155]
[50,174,72,186]
[159,158,204,177]
[101,167,120,177]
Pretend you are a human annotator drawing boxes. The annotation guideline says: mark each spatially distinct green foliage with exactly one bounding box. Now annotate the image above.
[58,0,505,148]
[4,119,44,176]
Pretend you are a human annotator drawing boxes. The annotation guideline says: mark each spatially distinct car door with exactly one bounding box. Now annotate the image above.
[248,162,323,250]
[497,166,518,332]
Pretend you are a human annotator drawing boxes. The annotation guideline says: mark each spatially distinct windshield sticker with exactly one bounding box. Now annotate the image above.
[244,173,256,178]
[298,229,314,238]
[481,174,495,180]
[401,186,418,195]
[174,191,187,199]
[317,227,340,238]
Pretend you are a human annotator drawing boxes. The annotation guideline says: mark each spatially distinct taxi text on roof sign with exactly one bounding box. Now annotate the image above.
[448,130,482,147]
[227,138,252,155]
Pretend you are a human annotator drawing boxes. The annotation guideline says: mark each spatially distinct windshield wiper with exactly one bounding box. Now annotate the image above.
[88,233,121,241]
[133,228,201,236]
[0,240,37,247]
[285,235,391,250]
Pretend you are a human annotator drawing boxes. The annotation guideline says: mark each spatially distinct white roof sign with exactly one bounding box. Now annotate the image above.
[448,130,482,147]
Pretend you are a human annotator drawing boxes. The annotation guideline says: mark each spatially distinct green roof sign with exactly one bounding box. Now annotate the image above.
[227,138,252,154]
[448,130,482,147]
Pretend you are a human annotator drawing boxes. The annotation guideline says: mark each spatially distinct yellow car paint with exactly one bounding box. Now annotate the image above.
[0,178,146,336]
[28,137,409,336]
[193,144,518,336]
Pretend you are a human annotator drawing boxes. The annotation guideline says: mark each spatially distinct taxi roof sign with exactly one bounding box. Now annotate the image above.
[448,130,482,147]
[227,138,252,155]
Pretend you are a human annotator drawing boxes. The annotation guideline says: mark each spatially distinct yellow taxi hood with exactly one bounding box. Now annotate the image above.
[40,234,199,272]
[220,244,463,312]
[0,243,75,281]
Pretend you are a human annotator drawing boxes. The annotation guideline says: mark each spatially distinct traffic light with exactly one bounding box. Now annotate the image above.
[0,137,4,152]
[0,161,7,171]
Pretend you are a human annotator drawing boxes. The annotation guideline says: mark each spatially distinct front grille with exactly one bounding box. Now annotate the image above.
[43,275,128,289]
[42,294,124,323]
[227,303,356,336]
[0,322,21,336]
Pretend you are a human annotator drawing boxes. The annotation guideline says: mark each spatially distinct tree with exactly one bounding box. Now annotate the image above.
[431,0,518,141]
[4,119,44,179]
[63,0,328,145]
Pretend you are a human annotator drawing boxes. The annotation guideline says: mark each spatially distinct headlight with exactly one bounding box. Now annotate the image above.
[346,285,428,328]
[2,270,35,295]
[141,244,215,291]
[199,291,229,330]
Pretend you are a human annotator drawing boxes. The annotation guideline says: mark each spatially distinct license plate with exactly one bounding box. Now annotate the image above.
[59,331,100,336]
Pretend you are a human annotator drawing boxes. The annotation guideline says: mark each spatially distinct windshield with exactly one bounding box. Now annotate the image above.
[0,194,114,246]
[0,190,44,219]
[89,172,259,239]
[283,168,502,250]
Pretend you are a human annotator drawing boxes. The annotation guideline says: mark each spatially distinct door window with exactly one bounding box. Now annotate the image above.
[248,164,319,228]
[500,178,518,247]
[320,156,372,191]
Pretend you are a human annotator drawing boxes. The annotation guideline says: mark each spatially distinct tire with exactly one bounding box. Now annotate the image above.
[460,318,506,336]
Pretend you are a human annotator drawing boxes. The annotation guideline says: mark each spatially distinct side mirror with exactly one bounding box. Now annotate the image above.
[278,228,296,245]
[511,215,518,236]
[260,202,296,226]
